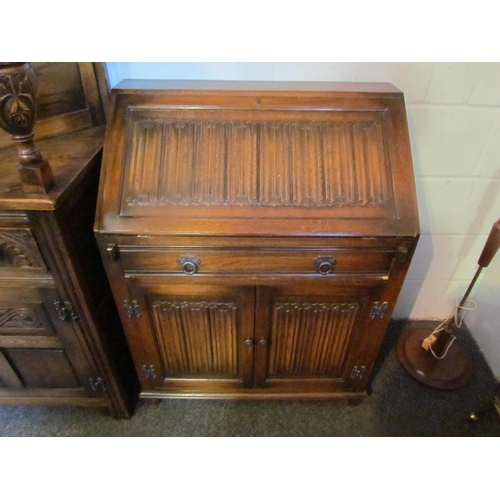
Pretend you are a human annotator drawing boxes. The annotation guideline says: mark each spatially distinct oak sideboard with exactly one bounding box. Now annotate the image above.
[0,63,138,417]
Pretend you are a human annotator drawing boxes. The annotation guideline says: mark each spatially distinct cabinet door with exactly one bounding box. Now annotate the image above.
[0,287,93,391]
[124,279,255,394]
[253,284,383,394]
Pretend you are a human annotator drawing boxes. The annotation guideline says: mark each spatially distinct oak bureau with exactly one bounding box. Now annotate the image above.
[95,80,420,404]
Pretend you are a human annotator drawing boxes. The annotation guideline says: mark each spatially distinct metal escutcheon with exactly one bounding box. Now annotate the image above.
[177,255,201,275]
[314,256,337,275]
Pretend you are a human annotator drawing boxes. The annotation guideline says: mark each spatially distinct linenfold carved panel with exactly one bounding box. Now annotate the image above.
[269,301,360,377]
[151,299,239,377]
[122,114,391,209]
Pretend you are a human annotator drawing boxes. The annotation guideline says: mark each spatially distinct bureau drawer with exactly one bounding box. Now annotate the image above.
[116,246,395,276]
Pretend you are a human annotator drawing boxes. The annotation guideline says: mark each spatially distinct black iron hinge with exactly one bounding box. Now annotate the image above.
[350,365,366,381]
[370,301,389,320]
[124,299,141,318]
[142,364,157,379]
[53,300,78,321]
[88,376,107,393]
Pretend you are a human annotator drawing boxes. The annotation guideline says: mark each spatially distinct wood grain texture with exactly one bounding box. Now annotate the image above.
[0,304,50,332]
[0,350,24,388]
[117,246,394,276]
[30,62,85,119]
[0,228,47,270]
[123,117,389,208]
[0,127,105,211]
[268,301,360,377]
[0,62,107,150]
[6,348,80,388]
[96,81,420,402]
[97,82,418,237]
[151,300,239,377]
[0,80,137,416]
[77,63,106,126]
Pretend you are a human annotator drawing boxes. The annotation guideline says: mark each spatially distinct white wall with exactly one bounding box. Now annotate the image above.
[105,62,500,376]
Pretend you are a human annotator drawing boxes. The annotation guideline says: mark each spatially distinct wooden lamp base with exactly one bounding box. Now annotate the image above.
[397,328,473,389]
[397,218,499,391]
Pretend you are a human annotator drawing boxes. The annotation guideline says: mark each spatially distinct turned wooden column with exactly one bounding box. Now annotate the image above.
[0,62,55,193]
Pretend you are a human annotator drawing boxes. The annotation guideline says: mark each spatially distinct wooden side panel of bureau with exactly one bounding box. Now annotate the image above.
[95,81,420,403]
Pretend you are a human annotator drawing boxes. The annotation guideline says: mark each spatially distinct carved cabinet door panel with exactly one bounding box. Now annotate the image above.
[123,279,256,393]
[0,287,94,391]
[253,283,384,394]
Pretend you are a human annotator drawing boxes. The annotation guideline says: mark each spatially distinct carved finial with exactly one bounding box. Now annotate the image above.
[0,62,55,193]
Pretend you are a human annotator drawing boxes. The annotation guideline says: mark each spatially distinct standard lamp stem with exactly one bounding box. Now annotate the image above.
[443,217,500,330]
[442,265,483,330]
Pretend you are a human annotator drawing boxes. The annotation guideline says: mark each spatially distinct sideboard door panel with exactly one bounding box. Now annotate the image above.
[254,284,381,393]
[0,351,24,388]
[0,287,94,391]
[4,349,80,388]
[124,280,256,393]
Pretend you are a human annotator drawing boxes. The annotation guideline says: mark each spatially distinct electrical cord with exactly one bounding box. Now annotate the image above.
[426,300,477,360]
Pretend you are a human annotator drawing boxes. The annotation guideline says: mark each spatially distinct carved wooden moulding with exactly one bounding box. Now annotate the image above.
[0,305,50,331]
[0,229,46,270]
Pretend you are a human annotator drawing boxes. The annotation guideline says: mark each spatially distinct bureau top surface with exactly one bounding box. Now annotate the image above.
[96,82,419,238]
[114,79,402,94]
